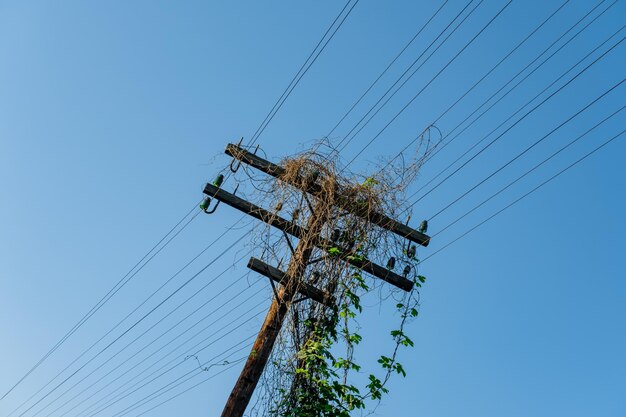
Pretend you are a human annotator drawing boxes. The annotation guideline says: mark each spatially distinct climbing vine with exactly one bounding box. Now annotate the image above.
[224,135,438,416]
[267,264,424,417]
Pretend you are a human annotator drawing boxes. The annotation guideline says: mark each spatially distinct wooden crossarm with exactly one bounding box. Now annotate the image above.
[225,143,430,247]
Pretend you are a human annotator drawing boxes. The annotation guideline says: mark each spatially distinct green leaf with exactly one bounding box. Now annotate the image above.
[349,333,362,345]
[362,177,379,188]
[327,247,342,256]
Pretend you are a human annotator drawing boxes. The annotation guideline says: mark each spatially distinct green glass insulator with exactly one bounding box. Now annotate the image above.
[213,174,224,187]
[200,197,211,212]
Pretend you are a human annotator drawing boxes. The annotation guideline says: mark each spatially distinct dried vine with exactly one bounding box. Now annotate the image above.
[224,132,439,416]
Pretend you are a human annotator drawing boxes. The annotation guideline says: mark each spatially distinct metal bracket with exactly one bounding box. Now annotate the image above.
[282,231,296,256]
[292,296,310,304]
[307,256,326,265]
[267,275,282,305]
[201,197,220,214]
[403,214,412,254]
[302,192,315,216]
[229,137,244,173]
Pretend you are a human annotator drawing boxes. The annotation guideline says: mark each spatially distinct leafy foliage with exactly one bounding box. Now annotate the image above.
[269,262,423,417]
[234,138,438,416]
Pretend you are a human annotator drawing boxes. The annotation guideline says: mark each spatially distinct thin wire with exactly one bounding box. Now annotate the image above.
[382,0,574,173]
[37,266,255,417]
[1,202,200,402]
[7,213,247,417]
[432,107,625,238]
[86,307,266,417]
[429,0,572,131]
[344,0,514,168]
[116,340,255,417]
[407,0,617,200]
[334,0,480,152]
[17,236,244,417]
[421,130,624,263]
[111,343,254,417]
[54,272,260,417]
[84,311,262,417]
[78,299,264,417]
[131,358,244,417]
[408,33,624,208]
[247,0,353,145]
[427,0,613,161]
[248,0,360,147]
[428,77,625,220]
[325,0,450,139]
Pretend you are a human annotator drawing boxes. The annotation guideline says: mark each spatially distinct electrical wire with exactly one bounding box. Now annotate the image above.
[115,339,255,417]
[381,0,575,172]
[325,0,450,139]
[428,0,613,158]
[420,130,624,263]
[334,0,481,152]
[248,0,360,147]
[84,312,261,417]
[407,32,624,209]
[344,0,514,168]
[428,77,625,220]
[1,202,200,403]
[16,236,244,417]
[86,306,266,417]
[39,266,257,417]
[54,273,261,417]
[432,106,624,238]
[7,214,248,417]
[132,359,242,417]
[406,0,618,199]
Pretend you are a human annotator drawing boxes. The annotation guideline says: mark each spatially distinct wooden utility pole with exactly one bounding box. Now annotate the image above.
[202,143,431,417]
[220,199,326,417]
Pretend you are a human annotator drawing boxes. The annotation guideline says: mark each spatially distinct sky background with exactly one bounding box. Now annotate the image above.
[0,0,624,416]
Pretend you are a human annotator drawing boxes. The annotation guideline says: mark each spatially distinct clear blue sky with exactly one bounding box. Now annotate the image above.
[1,1,624,416]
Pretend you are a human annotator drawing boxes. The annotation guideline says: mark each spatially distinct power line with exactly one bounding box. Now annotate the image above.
[115,339,255,417]
[427,0,614,159]
[428,77,625,220]
[132,359,243,417]
[86,306,266,417]
[248,0,360,147]
[132,360,242,417]
[344,0,514,168]
[324,0,450,139]
[16,236,244,417]
[334,0,481,152]
[53,273,262,417]
[383,0,574,171]
[432,106,624,238]
[79,299,264,417]
[111,341,253,417]
[7,215,248,417]
[407,32,624,208]
[10,208,202,415]
[38,266,257,417]
[84,314,261,417]
[1,202,200,403]
[421,130,624,263]
[407,0,618,199]
[73,307,259,417]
